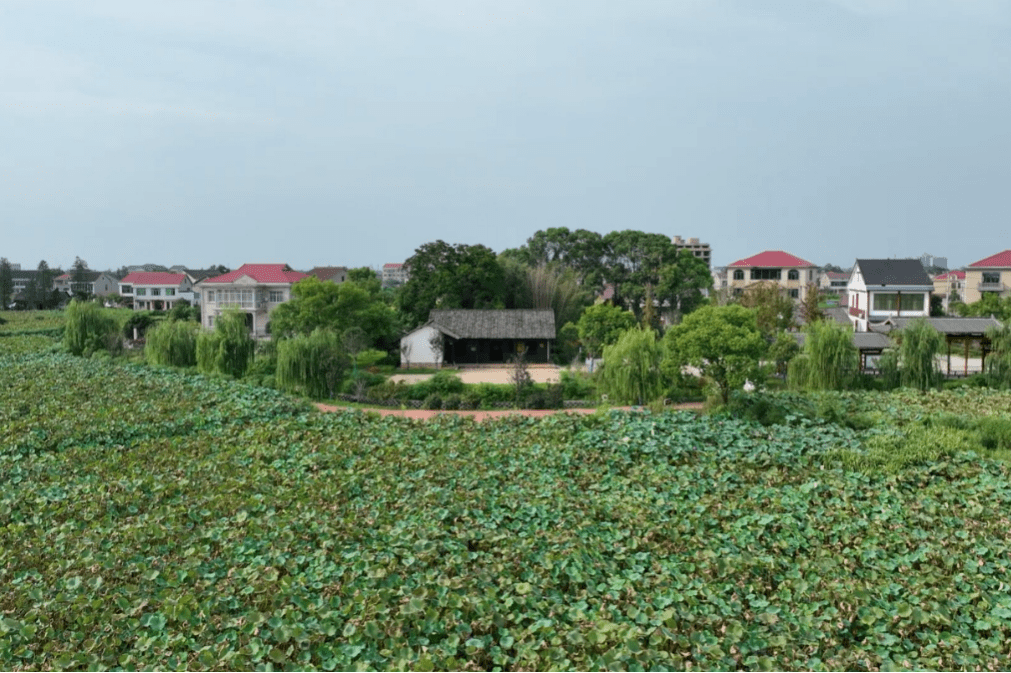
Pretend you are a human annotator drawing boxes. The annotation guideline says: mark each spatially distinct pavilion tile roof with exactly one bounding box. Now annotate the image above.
[202,264,308,285]
[968,250,1011,268]
[728,250,815,268]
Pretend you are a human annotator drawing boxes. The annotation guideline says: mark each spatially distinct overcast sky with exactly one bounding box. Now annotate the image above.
[3,0,1009,272]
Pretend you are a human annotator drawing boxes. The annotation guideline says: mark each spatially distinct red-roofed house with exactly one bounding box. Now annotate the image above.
[818,271,850,296]
[933,270,966,310]
[120,272,194,311]
[965,251,1011,304]
[197,264,309,337]
[727,250,818,301]
[382,263,408,288]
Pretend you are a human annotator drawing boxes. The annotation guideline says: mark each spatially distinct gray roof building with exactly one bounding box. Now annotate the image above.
[428,309,556,340]
[855,259,932,287]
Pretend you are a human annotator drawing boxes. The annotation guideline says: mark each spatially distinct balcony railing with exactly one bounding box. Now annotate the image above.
[978,282,1006,292]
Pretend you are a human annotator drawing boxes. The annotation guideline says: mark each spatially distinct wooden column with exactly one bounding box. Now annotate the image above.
[965,338,970,376]
[947,337,952,376]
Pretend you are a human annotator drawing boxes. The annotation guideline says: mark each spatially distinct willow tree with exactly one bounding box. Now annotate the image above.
[985,323,1011,388]
[899,318,942,392]
[63,299,120,356]
[788,319,858,391]
[196,309,255,378]
[145,319,199,368]
[276,329,349,399]
[599,328,664,405]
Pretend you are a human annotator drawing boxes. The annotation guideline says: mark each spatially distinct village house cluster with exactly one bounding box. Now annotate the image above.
[5,242,1010,372]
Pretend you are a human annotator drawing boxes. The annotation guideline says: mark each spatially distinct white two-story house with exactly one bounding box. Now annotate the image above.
[119,272,194,311]
[197,263,308,338]
[846,259,933,332]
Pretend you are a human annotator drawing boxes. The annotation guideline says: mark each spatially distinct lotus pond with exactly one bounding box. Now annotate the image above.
[3,347,1011,670]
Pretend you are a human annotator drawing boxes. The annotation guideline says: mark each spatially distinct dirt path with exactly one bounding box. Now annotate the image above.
[314,402,704,421]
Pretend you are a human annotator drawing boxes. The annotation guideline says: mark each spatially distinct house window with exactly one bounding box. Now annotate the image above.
[136,288,147,296]
[873,293,925,312]
[206,290,215,302]
[750,269,782,280]
[983,272,1001,285]
[165,288,176,296]
[733,269,744,281]
[151,288,161,296]
[787,270,799,281]
[269,290,284,303]
[217,289,254,308]
[789,289,799,299]
[121,285,133,294]
[208,315,215,328]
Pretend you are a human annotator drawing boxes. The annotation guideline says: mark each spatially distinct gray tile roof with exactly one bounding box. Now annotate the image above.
[856,259,932,286]
[885,316,1003,335]
[794,330,891,351]
[429,309,556,340]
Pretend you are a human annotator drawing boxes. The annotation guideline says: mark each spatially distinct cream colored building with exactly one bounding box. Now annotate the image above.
[198,263,308,338]
[932,270,965,311]
[727,250,818,301]
[963,250,1011,304]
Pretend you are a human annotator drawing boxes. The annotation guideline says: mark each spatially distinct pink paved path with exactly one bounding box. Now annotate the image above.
[315,403,703,421]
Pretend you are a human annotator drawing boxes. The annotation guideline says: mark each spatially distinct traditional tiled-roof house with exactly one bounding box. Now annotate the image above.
[399,309,556,367]
[727,250,818,301]
[964,250,1011,304]
[197,264,308,338]
[119,272,194,311]
[846,259,933,332]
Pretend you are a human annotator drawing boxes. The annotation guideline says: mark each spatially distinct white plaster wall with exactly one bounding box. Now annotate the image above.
[400,325,444,367]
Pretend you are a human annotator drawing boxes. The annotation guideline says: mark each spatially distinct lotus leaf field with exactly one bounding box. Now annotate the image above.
[4,340,1011,670]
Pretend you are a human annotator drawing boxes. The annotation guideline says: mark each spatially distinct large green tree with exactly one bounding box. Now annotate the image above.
[576,303,637,358]
[0,258,13,309]
[36,260,57,309]
[663,304,767,404]
[656,250,713,324]
[602,230,681,316]
[396,241,505,328]
[71,257,90,299]
[737,281,795,336]
[503,227,606,291]
[270,276,397,350]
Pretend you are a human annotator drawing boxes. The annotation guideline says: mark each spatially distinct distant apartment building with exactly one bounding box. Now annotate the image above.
[673,236,711,267]
[382,263,408,288]
[920,253,948,270]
